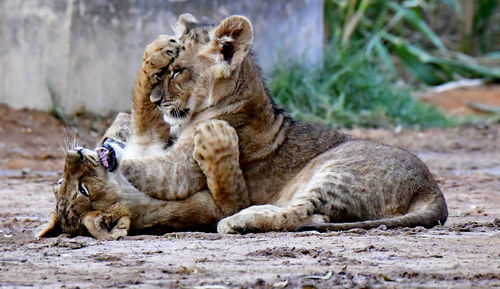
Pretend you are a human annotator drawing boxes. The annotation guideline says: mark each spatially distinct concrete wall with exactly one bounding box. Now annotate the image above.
[0,0,323,115]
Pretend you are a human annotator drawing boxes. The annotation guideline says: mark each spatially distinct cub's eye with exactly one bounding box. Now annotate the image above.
[55,178,63,185]
[172,68,184,79]
[78,181,90,198]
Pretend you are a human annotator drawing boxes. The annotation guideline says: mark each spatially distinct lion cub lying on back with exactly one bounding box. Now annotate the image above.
[40,14,448,239]
[38,113,241,239]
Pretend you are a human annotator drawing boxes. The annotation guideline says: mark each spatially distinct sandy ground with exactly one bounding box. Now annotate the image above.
[0,105,499,288]
[422,84,500,116]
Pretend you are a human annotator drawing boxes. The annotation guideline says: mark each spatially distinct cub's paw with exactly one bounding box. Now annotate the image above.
[83,213,129,240]
[193,120,239,169]
[109,228,128,240]
[217,205,312,234]
[217,213,261,234]
[217,205,276,234]
[142,35,179,85]
[98,112,131,147]
[109,112,131,143]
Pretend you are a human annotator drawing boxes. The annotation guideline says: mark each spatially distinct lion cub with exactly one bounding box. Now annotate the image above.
[37,113,242,239]
[114,14,448,234]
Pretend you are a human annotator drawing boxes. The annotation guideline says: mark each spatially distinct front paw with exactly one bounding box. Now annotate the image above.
[109,228,128,240]
[83,212,129,240]
[217,213,261,234]
[142,35,179,85]
[193,120,239,170]
[98,112,131,146]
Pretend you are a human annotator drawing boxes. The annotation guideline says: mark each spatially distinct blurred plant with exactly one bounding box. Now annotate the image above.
[456,0,500,55]
[47,84,66,122]
[324,0,500,85]
[269,45,451,128]
[268,0,500,127]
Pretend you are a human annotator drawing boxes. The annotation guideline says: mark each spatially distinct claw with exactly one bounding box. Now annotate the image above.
[152,73,161,83]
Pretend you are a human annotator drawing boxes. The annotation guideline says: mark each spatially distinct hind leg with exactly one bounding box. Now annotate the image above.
[217,204,328,234]
[216,150,367,234]
[217,153,340,234]
[216,159,329,234]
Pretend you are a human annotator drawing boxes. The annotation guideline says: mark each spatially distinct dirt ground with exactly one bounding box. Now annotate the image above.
[421,84,500,116]
[0,104,499,288]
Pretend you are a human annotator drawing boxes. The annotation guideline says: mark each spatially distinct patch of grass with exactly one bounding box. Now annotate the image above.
[268,45,453,128]
[323,0,500,86]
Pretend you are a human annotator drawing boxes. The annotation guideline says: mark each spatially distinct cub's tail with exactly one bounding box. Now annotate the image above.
[297,196,448,232]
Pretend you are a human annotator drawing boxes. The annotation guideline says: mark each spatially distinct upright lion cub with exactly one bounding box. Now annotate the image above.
[116,14,448,233]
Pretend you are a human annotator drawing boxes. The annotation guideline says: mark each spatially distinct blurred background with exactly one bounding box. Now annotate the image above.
[0,0,323,115]
[1,0,499,127]
[271,0,500,128]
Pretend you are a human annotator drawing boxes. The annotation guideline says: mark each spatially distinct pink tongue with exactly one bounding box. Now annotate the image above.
[98,150,109,168]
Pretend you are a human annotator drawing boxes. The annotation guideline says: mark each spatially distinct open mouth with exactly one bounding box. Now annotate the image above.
[96,142,117,172]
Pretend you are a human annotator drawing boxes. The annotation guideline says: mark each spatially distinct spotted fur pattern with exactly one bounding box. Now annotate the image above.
[116,14,448,234]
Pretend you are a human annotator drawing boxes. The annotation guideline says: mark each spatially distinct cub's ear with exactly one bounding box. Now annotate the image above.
[36,211,62,238]
[175,13,198,38]
[210,15,253,69]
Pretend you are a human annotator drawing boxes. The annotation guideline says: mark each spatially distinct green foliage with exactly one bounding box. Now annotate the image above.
[384,33,500,85]
[324,0,500,85]
[465,0,499,54]
[269,45,451,128]
[267,0,500,128]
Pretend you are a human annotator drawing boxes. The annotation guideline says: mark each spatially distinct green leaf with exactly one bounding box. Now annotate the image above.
[384,32,500,83]
[373,38,395,74]
[383,34,450,85]
[385,1,446,51]
[442,0,461,13]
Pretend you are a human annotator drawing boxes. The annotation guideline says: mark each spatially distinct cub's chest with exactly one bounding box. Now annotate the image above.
[163,114,188,138]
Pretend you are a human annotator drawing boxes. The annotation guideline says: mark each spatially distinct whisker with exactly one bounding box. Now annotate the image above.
[61,126,70,152]
[70,131,76,150]
[173,104,180,117]
[57,140,68,157]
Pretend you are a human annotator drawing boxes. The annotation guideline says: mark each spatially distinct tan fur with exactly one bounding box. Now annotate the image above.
[38,115,240,239]
[37,146,227,239]
[97,112,131,146]
[132,34,178,140]
[40,14,448,238]
[121,14,447,234]
[193,120,250,216]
